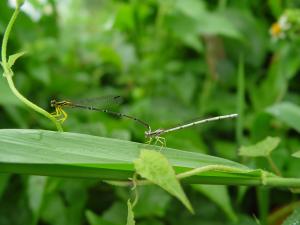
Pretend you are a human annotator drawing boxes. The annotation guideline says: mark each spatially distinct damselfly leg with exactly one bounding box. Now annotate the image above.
[50,100,69,123]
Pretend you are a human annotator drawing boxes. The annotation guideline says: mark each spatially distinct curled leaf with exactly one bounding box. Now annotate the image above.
[7,51,27,68]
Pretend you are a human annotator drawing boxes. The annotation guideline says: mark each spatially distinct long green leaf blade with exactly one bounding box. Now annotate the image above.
[0,129,264,185]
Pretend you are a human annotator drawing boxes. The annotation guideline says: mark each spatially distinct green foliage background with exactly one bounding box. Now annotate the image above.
[1,0,300,224]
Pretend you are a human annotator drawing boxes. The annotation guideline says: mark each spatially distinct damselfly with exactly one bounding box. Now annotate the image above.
[144,114,238,145]
[50,96,150,129]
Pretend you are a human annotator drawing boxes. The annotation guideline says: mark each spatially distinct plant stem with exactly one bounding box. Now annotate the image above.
[264,177,300,187]
[236,55,245,145]
[6,76,63,131]
[130,173,139,208]
[257,187,269,225]
[1,5,63,132]
[176,165,249,179]
[1,5,20,75]
[267,156,282,176]
[106,165,300,188]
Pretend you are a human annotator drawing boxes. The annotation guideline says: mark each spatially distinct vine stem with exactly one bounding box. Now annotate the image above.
[1,4,63,132]
[6,76,63,131]
[105,165,300,188]
[176,165,249,179]
[1,4,20,73]
[267,156,282,176]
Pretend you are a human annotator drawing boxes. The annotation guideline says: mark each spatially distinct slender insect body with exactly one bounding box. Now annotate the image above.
[146,114,238,138]
[50,97,150,129]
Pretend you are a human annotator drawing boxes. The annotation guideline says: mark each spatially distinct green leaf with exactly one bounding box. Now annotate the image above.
[239,136,280,157]
[85,210,117,225]
[40,192,67,225]
[102,202,127,225]
[192,185,237,221]
[196,13,242,38]
[175,0,206,19]
[134,149,194,213]
[7,51,26,68]
[126,200,135,225]
[292,151,300,158]
[27,176,47,219]
[0,129,266,186]
[282,207,300,225]
[133,186,171,218]
[137,219,164,225]
[0,174,10,198]
[267,102,300,133]
[114,3,134,30]
[177,33,203,52]
[267,0,283,17]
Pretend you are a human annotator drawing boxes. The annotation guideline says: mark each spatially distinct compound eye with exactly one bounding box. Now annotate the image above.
[50,100,56,107]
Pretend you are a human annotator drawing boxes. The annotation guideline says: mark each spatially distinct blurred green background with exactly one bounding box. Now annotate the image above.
[1,0,300,224]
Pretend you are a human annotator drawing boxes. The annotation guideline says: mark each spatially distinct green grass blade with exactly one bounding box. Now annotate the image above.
[0,129,268,185]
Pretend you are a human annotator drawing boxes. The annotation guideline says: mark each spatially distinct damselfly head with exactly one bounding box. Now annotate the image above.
[144,129,150,138]
[50,99,57,107]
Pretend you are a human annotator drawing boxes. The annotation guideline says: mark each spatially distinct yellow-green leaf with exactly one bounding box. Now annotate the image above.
[239,136,280,157]
[134,149,194,213]
[126,200,135,225]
